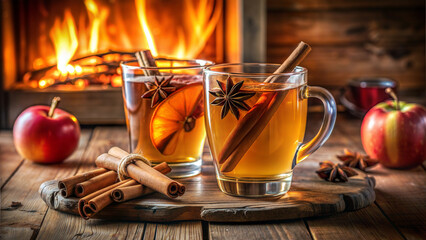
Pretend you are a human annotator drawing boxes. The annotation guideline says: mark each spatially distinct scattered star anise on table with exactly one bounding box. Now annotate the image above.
[142,75,176,108]
[316,161,358,182]
[209,76,255,120]
[337,149,378,171]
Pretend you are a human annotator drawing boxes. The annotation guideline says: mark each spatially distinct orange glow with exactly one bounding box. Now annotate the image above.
[33,58,45,69]
[75,79,87,88]
[75,65,83,74]
[184,0,222,58]
[49,9,78,74]
[111,75,122,87]
[84,0,109,53]
[66,64,75,74]
[135,0,158,56]
[33,0,221,89]
[39,79,47,88]
[38,78,55,88]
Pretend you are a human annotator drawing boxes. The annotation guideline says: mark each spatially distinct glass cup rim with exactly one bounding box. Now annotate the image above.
[120,58,214,70]
[204,63,307,77]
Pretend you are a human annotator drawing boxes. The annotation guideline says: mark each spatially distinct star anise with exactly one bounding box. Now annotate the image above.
[209,76,255,120]
[337,149,378,171]
[316,161,358,182]
[142,75,176,108]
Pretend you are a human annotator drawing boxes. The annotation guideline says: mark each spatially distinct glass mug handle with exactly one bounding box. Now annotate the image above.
[295,86,337,165]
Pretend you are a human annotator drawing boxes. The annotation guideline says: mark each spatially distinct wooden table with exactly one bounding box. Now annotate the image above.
[1,114,425,240]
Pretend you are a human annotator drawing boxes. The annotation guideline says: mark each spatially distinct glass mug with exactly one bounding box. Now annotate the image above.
[203,63,337,197]
[340,77,397,117]
[121,58,213,178]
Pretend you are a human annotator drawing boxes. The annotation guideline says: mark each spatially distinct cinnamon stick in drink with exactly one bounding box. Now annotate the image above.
[221,92,283,172]
[217,93,275,164]
[58,168,108,197]
[95,153,181,198]
[135,50,160,76]
[74,171,118,197]
[219,42,311,172]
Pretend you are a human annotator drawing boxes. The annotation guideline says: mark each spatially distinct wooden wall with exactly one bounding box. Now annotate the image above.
[267,0,425,92]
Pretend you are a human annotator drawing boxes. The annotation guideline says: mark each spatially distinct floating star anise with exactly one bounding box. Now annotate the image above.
[209,76,255,120]
[337,149,378,171]
[142,75,176,108]
[316,161,358,182]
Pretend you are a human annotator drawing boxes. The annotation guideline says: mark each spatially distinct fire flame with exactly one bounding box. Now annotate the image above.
[84,0,109,53]
[135,0,158,56]
[49,9,78,74]
[134,0,222,59]
[183,0,222,58]
[39,0,222,89]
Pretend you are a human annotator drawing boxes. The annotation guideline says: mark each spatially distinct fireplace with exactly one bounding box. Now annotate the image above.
[1,0,263,128]
[3,0,423,128]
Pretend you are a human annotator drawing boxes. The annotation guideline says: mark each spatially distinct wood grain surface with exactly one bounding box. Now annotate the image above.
[267,0,425,93]
[39,155,376,222]
[0,130,91,239]
[1,114,425,239]
[0,132,23,187]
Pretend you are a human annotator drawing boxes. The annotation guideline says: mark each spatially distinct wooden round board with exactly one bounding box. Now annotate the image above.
[39,159,375,222]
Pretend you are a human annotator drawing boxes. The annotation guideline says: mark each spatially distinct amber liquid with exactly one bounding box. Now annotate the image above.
[122,75,205,163]
[205,83,307,178]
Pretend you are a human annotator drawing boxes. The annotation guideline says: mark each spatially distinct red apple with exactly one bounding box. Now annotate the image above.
[13,97,80,164]
[361,89,426,169]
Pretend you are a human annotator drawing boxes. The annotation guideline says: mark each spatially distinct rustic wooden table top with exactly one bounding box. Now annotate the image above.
[1,114,425,240]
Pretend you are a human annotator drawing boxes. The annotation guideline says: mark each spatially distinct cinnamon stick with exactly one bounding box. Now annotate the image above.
[78,179,131,219]
[107,146,147,169]
[111,162,171,202]
[219,42,311,172]
[58,168,108,197]
[74,171,118,197]
[95,153,181,198]
[80,163,171,218]
[178,184,186,196]
[83,179,136,218]
[111,185,154,202]
[135,50,160,76]
[217,93,275,163]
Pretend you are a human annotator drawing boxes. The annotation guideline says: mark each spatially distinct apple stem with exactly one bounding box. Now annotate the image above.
[48,97,61,118]
[385,88,399,110]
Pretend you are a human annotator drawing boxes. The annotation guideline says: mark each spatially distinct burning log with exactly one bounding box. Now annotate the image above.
[23,51,135,89]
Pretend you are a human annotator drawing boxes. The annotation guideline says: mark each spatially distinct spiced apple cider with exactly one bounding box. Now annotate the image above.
[203,58,337,197]
[121,58,213,178]
[205,80,308,178]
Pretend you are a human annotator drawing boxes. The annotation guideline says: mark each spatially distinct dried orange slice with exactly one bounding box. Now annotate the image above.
[150,83,204,155]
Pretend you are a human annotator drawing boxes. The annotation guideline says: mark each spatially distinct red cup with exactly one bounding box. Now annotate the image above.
[340,77,397,117]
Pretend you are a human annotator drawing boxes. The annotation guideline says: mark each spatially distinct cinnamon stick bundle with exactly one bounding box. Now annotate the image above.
[83,179,135,218]
[74,171,118,197]
[111,185,154,202]
[80,163,171,218]
[78,180,131,219]
[108,147,185,196]
[57,145,180,219]
[219,42,312,172]
[95,151,181,198]
[58,168,108,197]
[111,162,171,202]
